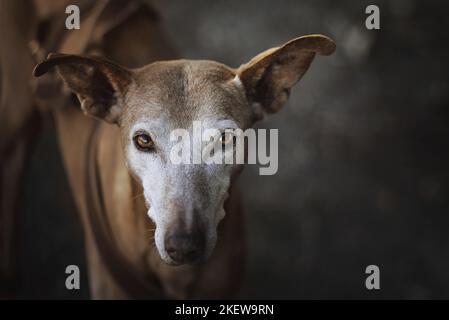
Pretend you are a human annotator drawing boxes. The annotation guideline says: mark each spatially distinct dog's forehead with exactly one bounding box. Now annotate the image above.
[124,60,249,128]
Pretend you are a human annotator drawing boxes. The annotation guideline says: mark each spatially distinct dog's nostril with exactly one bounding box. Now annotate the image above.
[165,233,205,264]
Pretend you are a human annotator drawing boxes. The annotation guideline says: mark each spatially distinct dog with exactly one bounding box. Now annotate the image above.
[33,33,335,299]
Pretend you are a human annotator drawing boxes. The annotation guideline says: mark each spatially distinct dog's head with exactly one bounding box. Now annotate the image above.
[34,35,335,265]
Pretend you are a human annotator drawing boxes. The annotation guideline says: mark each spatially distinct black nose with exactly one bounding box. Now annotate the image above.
[165,231,205,264]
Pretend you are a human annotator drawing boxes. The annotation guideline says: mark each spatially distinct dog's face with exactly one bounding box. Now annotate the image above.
[122,60,251,265]
[34,35,335,265]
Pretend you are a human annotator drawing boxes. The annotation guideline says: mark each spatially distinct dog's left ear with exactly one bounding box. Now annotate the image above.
[236,34,335,115]
[34,53,133,124]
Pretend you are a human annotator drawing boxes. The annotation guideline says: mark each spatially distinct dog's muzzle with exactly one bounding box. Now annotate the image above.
[164,220,206,264]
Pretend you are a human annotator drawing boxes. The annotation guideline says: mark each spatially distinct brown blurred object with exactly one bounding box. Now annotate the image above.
[0,0,39,295]
[0,0,176,297]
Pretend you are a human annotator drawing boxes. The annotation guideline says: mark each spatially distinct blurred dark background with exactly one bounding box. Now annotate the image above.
[14,0,449,298]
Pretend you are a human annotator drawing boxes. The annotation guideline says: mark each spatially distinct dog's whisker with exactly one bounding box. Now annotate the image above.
[131,192,144,201]
[146,227,156,244]
[146,228,156,234]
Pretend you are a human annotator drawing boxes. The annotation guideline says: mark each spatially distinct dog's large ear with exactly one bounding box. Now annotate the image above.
[236,34,335,115]
[33,53,133,124]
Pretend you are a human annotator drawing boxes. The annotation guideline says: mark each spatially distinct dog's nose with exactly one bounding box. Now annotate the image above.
[165,231,205,264]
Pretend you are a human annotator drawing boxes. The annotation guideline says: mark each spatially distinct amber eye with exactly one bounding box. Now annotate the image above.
[133,132,154,151]
[220,131,235,148]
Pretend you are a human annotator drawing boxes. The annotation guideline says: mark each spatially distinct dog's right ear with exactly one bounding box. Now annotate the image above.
[236,34,335,116]
[33,53,133,124]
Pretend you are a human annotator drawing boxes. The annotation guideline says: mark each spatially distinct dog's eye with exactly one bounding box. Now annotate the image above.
[220,131,236,147]
[133,132,154,151]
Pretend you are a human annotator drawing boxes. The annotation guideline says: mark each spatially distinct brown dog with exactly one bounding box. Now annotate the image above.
[34,34,335,298]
